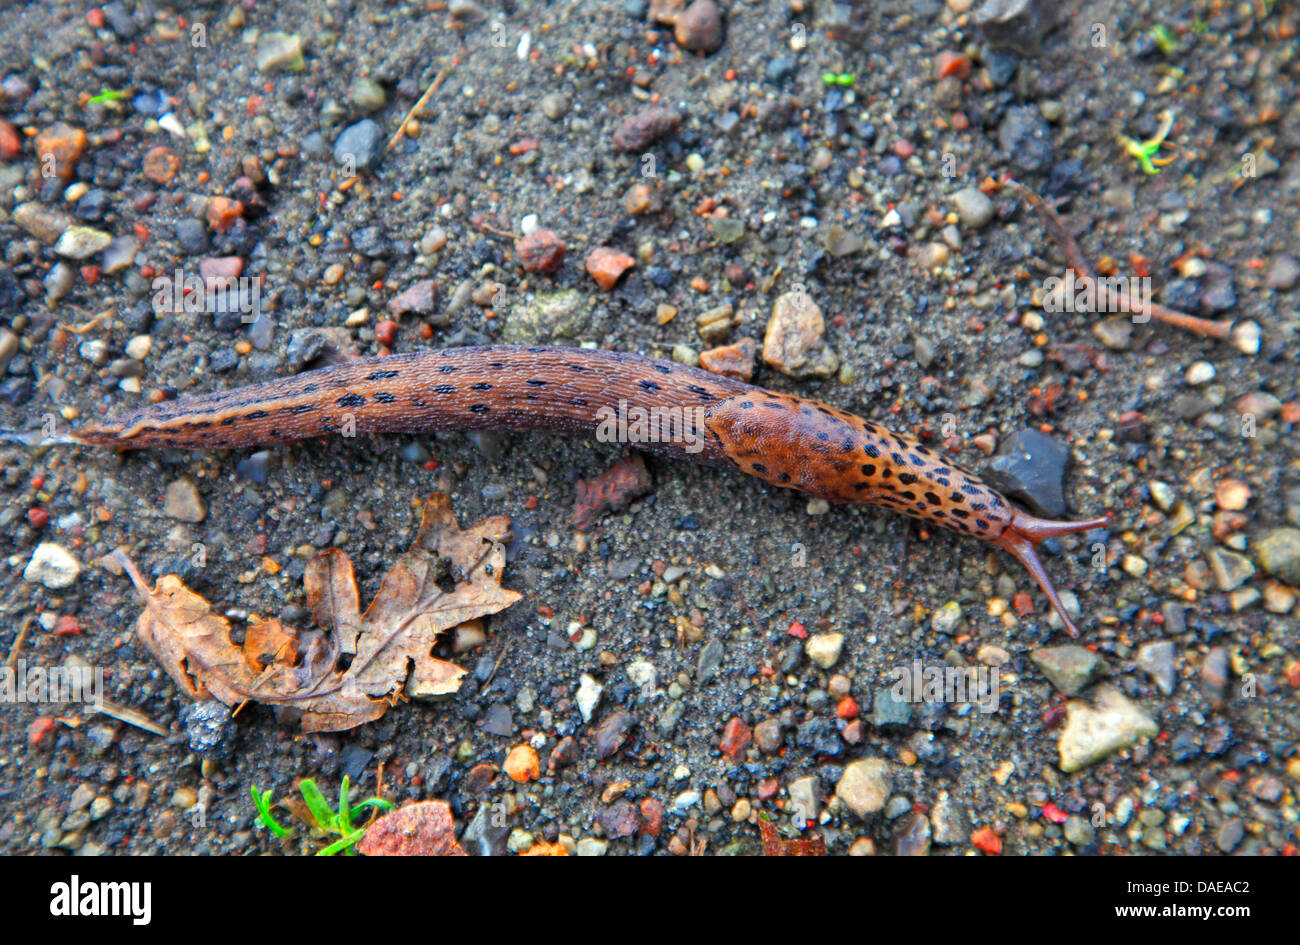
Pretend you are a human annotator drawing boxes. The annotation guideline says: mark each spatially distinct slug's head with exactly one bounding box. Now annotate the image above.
[992,509,1111,638]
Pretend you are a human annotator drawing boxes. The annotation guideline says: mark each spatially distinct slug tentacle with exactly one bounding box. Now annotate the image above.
[991,511,1112,638]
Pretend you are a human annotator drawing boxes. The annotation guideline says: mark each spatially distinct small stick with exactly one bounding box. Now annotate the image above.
[387,66,450,152]
[5,615,33,669]
[473,220,521,241]
[1006,178,1235,340]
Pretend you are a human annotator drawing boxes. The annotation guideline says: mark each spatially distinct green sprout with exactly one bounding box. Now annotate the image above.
[1149,24,1178,55]
[251,776,395,855]
[1119,110,1176,175]
[250,786,290,838]
[820,72,856,87]
[87,87,127,105]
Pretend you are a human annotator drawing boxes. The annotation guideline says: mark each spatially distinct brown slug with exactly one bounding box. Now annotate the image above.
[4,344,1108,636]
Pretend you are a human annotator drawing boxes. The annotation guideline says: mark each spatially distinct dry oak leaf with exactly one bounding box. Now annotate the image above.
[120,494,522,732]
[356,800,467,856]
[758,819,826,856]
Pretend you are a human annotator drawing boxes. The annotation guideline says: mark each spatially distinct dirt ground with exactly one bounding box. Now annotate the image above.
[0,0,1297,856]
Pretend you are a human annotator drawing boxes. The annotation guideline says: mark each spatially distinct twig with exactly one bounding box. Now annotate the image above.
[1006,177,1235,340]
[4,615,33,669]
[473,220,522,241]
[386,66,450,152]
[93,699,169,736]
[63,308,113,334]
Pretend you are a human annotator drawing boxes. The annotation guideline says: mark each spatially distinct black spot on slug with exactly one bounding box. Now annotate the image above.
[337,393,366,408]
[367,370,400,380]
[374,392,396,403]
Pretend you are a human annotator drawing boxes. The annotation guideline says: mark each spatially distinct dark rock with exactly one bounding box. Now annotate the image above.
[333,119,383,172]
[598,800,639,839]
[1198,263,1236,313]
[480,702,513,736]
[983,428,1070,518]
[101,2,139,39]
[872,688,914,728]
[593,711,636,760]
[341,744,373,781]
[174,218,209,253]
[0,266,24,312]
[796,717,842,756]
[974,0,1059,53]
[208,348,239,373]
[235,451,272,485]
[999,106,1054,173]
[75,189,108,221]
[982,48,1019,86]
[181,700,236,759]
[285,330,325,368]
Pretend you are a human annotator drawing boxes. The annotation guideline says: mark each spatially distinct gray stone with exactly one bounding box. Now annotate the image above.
[1135,640,1176,695]
[1207,548,1255,591]
[333,119,383,172]
[1031,645,1107,696]
[984,429,1070,519]
[872,688,913,728]
[696,637,724,682]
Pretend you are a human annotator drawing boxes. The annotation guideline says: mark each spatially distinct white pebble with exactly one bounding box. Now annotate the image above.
[1185,361,1216,385]
[576,673,603,722]
[24,543,81,589]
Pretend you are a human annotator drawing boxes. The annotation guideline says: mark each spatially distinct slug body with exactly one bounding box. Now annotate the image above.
[18,344,1107,635]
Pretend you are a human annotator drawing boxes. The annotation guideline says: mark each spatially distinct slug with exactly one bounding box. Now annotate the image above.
[4,344,1108,636]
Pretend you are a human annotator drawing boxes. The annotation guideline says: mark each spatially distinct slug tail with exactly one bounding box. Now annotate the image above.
[993,511,1111,638]
[0,424,124,449]
[0,428,77,448]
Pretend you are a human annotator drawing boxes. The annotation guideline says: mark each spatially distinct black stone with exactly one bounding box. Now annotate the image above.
[983,428,1070,518]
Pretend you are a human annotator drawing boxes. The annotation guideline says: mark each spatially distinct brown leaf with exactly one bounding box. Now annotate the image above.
[758,819,826,856]
[356,800,467,856]
[120,494,522,732]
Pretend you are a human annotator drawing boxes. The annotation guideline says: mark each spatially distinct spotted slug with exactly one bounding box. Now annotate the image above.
[6,344,1107,636]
